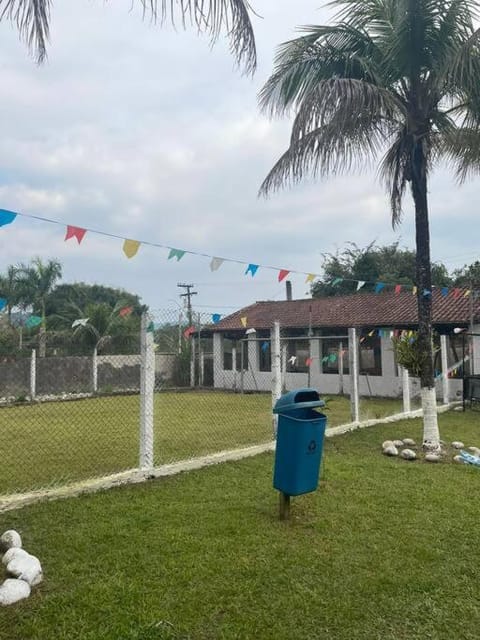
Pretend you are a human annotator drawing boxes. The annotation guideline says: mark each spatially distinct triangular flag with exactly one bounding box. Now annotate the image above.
[245,328,256,335]
[119,306,133,318]
[123,239,141,259]
[464,290,471,297]
[288,356,297,365]
[360,337,366,343]
[441,287,449,297]
[306,357,313,367]
[368,330,375,337]
[412,286,418,296]
[261,341,269,352]
[375,283,385,294]
[72,318,89,328]
[394,284,402,295]
[0,298,6,311]
[25,315,42,328]
[329,353,337,363]
[332,278,343,286]
[305,274,315,284]
[212,314,221,324]
[146,321,155,333]
[278,269,290,282]
[210,257,224,272]
[423,289,432,297]
[245,264,259,277]
[357,281,366,291]
[65,225,87,244]
[453,288,461,299]
[241,317,248,328]
[183,326,195,339]
[0,209,17,227]
[168,248,186,261]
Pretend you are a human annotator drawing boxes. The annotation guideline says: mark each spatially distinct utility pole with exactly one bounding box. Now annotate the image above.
[177,283,197,326]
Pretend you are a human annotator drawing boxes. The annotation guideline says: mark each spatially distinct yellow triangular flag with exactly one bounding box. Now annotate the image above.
[123,239,141,259]
[412,286,417,296]
[305,274,315,284]
[241,317,247,328]
[464,290,471,297]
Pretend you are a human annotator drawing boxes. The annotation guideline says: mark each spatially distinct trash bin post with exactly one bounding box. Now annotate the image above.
[279,492,290,520]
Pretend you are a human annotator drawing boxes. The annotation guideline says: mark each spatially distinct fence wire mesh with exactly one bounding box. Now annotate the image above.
[0,308,471,505]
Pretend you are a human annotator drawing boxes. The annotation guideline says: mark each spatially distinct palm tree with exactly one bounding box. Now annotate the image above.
[18,257,62,357]
[0,265,21,325]
[259,0,480,451]
[0,0,257,72]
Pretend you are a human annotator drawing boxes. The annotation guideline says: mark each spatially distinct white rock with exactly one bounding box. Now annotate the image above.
[6,553,43,587]
[0,530,22,552]
[400,448,417,460]
[382,440,394,450]
[403,438,416,447]
[393,440,404,447]
[0,579,31,606]
[454,406,464,411]
[451,441,465,449]
[453,455,467,464]
[2,548,29,566]
[425,453,441,463]
[383,445,399,457]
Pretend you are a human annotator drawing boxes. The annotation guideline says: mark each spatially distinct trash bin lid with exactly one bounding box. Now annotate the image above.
[273,388,325,414]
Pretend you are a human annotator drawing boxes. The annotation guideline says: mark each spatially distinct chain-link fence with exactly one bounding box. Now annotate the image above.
[1,310,473,508]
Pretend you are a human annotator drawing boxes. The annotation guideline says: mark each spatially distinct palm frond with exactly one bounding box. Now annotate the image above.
[378,128,413,227]
[0,0,51,63]
[441,126,480,181]
[137,0,257,74]
[259,112,387,197]
[0,0,257,72]
[289,77,404,144]
[259,24,384,117]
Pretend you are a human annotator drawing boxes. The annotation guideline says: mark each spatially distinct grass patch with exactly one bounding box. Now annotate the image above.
[0,410,479,639]
[1,393,405,494]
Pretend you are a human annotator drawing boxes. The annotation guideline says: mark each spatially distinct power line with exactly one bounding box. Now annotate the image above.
[177,283,197,326]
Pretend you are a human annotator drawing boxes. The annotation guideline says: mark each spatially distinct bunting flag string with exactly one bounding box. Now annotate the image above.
[0,206,478,303]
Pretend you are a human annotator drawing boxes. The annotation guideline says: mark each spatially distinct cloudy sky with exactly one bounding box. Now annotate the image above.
[0,0,478,319]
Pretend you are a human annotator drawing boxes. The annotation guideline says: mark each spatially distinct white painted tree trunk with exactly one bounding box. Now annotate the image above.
[421,387,440,451]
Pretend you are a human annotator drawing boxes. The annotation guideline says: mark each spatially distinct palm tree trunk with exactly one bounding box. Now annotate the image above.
[411,139,440,452]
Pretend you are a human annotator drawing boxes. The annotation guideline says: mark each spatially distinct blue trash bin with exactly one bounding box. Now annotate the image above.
[273,388,327,496]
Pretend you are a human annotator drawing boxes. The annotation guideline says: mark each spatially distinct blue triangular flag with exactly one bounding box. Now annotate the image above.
[0,298,6,311]
[375,283,385,294]
[423,289,432,297]
[212,314,221,324]
[261,341,269,352]
[0,209,17,227]
[245,264,259,277]
[441,287,449,297]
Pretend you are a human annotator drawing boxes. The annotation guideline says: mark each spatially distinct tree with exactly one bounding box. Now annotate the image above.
[312,241,452,297]
[0,265,22,325]
[0,0,257,73]
[17,257,62,357]
[259,0,480,451]
[451,261,480,288]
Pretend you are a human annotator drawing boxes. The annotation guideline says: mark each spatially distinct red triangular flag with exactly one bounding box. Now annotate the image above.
[306,357,313,367]
[183,326,195,339]
[119,305,133,318]
[453,288,461,300]
[278,269,290,282]
[394,284,402,295]
[65,225,87,244]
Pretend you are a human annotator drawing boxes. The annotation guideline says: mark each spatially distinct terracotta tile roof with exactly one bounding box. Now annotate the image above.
[214,290,480,332]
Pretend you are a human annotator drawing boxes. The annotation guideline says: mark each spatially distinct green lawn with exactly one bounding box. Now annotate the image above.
[1,392,405,495]
[0,409,479,639]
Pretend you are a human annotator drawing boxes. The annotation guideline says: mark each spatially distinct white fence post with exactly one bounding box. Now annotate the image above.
[190,337,196,388]
[139,313,155,472]
[440,334,449,405]
[401,366,411,414]
[348,328,360,423]
[272,321,282,437]
[92,346,98,393]
[30,349,36,400]
[232,346,237,392]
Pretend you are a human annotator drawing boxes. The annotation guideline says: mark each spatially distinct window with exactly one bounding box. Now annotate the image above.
[258,334,271,372]
[285,339,310,373]
[359,335,382,376]
[322,339,349,374]
[223,338,249,371]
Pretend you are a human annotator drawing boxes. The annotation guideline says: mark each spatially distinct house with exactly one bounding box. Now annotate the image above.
[210,289,480,399]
